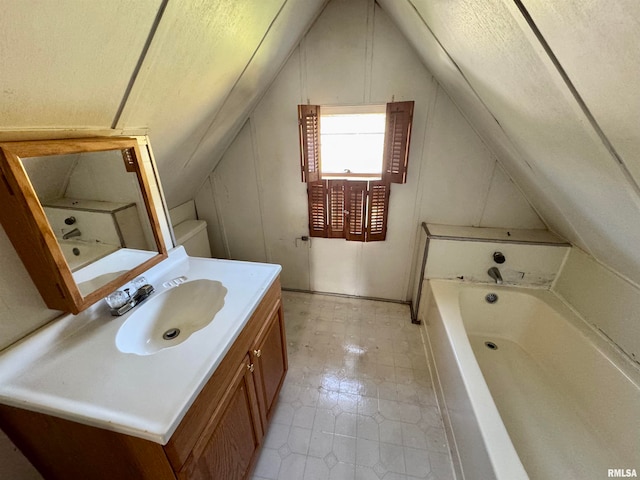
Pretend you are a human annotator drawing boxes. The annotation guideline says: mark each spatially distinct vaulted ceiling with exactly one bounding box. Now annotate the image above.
[2,0,640,284]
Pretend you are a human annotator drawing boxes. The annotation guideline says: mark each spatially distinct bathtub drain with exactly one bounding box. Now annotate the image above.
[485,293,498,304]
[485,341,498,350]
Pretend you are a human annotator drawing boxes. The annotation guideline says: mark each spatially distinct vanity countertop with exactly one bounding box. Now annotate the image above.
[0,248,281,444]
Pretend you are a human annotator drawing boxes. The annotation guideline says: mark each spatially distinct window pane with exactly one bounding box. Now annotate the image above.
[321,113,385,175]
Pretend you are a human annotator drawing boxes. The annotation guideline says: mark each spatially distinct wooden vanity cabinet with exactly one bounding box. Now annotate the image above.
[0,278,287,480]
[178,354,263,480]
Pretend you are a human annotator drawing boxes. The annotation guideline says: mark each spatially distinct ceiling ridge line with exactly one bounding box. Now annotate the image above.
[191,0,331,201]
[512,0,640,201]
[181,0,291,171]
[404,1,504,141]
[111,0,169,129]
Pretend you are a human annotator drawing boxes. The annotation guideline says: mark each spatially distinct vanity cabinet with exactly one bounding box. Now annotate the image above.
[179,354,263,480]
[0,278,287,480]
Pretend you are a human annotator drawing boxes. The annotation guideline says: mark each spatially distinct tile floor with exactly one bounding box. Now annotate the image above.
[252,291,455,480]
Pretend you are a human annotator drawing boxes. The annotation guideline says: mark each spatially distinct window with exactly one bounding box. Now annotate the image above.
[298,101,414,242]
[320,105,386,179]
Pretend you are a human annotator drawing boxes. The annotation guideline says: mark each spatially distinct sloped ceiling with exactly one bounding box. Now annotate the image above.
[116,0,329,205]
[0,0,327,204]
[2,0,640,285]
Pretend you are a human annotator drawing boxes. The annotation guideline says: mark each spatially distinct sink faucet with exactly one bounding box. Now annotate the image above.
[62,228,81,239]
[105,280,155,316]
[488,267,503,284]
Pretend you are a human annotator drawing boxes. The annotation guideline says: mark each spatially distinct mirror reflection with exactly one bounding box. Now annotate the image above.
[22,149,160,296]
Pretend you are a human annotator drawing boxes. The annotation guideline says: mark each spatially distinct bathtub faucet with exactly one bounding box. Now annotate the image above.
[488,267,503,284]
[62,228,81,239]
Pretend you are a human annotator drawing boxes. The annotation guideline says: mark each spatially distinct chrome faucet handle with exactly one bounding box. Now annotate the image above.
[133,276,147,290]
[106,278,154,316]
[105,290,127,309]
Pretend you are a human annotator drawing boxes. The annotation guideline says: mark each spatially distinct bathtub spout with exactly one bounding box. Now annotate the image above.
[62,228,81,240]
[488,267,503,284]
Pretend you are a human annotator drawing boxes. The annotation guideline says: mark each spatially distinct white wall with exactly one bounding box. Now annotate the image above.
[0,228,61,351]
[553,248,640,365]
[197,0,544,300]
[426,239,568,288]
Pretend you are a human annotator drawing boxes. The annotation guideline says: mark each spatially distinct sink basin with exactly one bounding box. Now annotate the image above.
[116,279,227,356]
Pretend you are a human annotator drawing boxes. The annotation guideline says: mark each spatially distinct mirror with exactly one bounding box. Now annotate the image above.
[23,149,160,295]
[0,137,168,314]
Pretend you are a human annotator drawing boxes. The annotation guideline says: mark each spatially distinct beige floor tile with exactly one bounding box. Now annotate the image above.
[253,292,454,480]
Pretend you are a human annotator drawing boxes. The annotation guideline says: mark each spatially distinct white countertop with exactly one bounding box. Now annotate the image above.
[0,247,281,444]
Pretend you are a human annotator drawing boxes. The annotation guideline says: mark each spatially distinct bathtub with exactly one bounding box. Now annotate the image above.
[422,279,640,480]
[58,239,119,271]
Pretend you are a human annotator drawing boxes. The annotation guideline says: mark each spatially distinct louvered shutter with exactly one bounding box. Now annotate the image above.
[298,105,321,183]
[327,180,346,238]
[367,181,390,242]
[382,101,414,184]
[345,181,367,242]
[307,180,327,237]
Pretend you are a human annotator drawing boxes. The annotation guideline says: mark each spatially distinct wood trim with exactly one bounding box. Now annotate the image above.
[307,180,328,238]
[0,147,79,311]
[298,105,321,183]
[327,180,346,238]
[382,101,414,184]
[345,181,367,242]
[0,404,176,480]
[0,137,143,158]
[366,181,390,242]
[129,141,168,257]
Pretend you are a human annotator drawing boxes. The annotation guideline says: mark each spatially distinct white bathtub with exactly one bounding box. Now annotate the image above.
[422,279,640,480]
[58,239,118,271]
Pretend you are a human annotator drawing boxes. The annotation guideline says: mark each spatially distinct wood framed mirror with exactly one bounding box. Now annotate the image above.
[0,137,168,314]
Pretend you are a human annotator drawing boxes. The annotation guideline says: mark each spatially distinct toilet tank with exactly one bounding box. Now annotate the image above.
[173,219,211,258]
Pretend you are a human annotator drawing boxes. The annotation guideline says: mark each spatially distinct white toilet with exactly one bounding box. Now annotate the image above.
[174,219,211,257]
[169,201,212,258]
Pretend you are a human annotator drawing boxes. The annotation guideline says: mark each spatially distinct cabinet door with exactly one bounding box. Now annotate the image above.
[252,301,288,425]
[179,354,262,480]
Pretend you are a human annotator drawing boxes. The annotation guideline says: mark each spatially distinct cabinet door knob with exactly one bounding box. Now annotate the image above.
[247,363,255,373]
[254,349,262,357]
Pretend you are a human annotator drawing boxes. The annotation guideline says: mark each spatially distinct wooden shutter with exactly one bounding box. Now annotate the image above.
[382,101,414,184]
[367,181,390,242]
[327,180,346,238]
[307,181,327,237]
[345,181,367,242]
[298,105,321,183]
